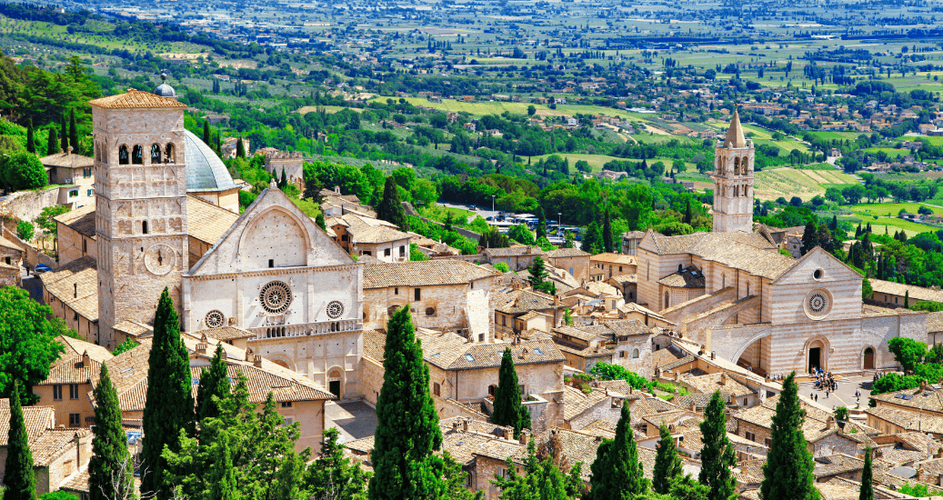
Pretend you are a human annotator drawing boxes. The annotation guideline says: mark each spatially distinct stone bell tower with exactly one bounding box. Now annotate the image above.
[90,87,188,348]
[711,109,755,233]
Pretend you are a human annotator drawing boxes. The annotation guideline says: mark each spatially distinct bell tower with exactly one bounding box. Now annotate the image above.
[712,109,755,233]
[90,88,189,348]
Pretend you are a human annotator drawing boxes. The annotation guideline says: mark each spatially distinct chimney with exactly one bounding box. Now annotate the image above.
[520,433,528,445]
[334,185,341,195]
[826,416,835,430]
[245,348,253,362]
[554,295,560,307]
[452,421,461,431]
[711,352,716,360]
[463,419,469,432]
[674,371,681,382]
[196,342,207,355]
[720,373,727,386]
[74,283,78,298]
[82,350,90,368]
[690,401,697,412]
[253,355,263,367]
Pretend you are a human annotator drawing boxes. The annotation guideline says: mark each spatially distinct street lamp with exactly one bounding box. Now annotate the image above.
[492,194,496,213]
[557,212,561,227]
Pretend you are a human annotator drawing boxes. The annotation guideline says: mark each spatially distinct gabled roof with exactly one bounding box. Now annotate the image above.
[39,257,98,321]
[39,151,94,169]
[417,331,565,371]
[363,260,496,288]
[354,225,411,244]
[495,288,557,314]
[90,89,187,109]
[54,204,96,238]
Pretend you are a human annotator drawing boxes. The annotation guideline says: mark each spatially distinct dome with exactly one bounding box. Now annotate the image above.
[153,82,176,97]
[184,130,238,193]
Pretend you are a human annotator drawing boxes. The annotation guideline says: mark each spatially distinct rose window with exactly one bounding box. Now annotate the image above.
[326,301,344,319]
[805,290,831,318]
[260,281,293,314]
[205,310,225,328]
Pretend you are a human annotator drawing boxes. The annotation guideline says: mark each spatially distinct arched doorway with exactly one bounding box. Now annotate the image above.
[863,347,875,370]
[328,368,344,399]
[808,340,824,373]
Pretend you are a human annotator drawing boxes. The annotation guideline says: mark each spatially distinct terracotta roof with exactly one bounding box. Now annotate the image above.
[32,427,91,466]
[353,225,411,244]
[658,266,706,288]
[40,257,98,320]
[724,109,748,149]
[563,386,611,421]
[867,406,943,435]
[416,331,565,371]
[39,151,94,169]
[870,279,943,304]
[57,335,113,362]
[113,320,152,338]
[187,195,240,244]
[363,260,496,288]
[495,288,557,314]
[589,253,637,265]
[485,245,547,258]
[871,386,943,414]
[929,312,943,333]
[683,372,755,398]
[547,248,590,258]
[39,355,103,385]
[0,406,55,446]
[0,233,21,252]
[362,330,386,361]
[533,428,658,481]
[90,89,187,109]
[198,326,254,341]
[733,394,835,442]
[55,204,96,238]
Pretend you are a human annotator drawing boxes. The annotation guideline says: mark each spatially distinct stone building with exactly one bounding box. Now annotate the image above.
[264,151,305,191]
[493,287,563,339]
[589,253,637,281]
[32,336,114,428]
[362,260,497,341]
[40,150,96,208]
[545,247,590,281]
[40,258,100,343]
[352,225,411,263]
[711,110,755,234]
[482,246,547,271]
[0,233,24,286]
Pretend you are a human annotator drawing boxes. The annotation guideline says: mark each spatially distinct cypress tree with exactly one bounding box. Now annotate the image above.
[195,343,231,425]
[376,176,408,231]
[602,207,613,253]
[760,372,818,500]
[652,423,683,494]
[588,401,648,500]
[280,167,288,189]
[141,288,195,500]
[801,220,818,255]
[904,290,909,309]
[60,114,69,153]
[25,120,34,154]
[684,198,693,225]
[47,128,58,156]
[236,137,246,158]
[368,305,442,500]
[315,213,326,231]
[203,120,212,147]
[699,391,736,500]
[3,381,36,500]
[829,215,838,232]
[89,364,133,500]
[859,447,873,500]
[491,348,531,439]
[69,109,79,155]
[209,432,239,500]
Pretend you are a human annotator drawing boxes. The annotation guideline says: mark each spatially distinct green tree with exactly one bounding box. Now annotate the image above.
[589,401,648,500]
[3,381,36,500]
[652,424,683,494]
[760,372,819,500]
[860,447,873,500]
[68,109,78,155]
[887,337,927,373]
[508,224,535,245]
[491,348,532,439]
[376,176,408,231]
[527,105,536,116]
[315,213,326,231]
[60,114,68,153]
[208,431,239,500]
[368,305,442,500]
[16,221,33,242]
[203,120,211,148]
[236,138,246,158]
[46,127,58,156]
[195,344,230,426]
[141,288,194,500]
[603,207,614,253]
[112,338,137,356]
[582,221,604,255]
[3,153,47,190]
[0,287,65,403]
[801,221,818,255]
[699,392,736,500]
[305,428,370,500]
[89,364,134,500]
[492,440,582,500]
[25,119,34,154]
[526,256,555,295]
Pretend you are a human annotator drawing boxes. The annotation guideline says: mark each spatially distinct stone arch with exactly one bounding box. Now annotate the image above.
[150,144,162,164]
[237,205,312,270]
[131,145,144,165]
[664,292,670,309]
[165,143,176,163]
[741,156,750,173]
[118,144,130,165]
[727,329,774,365]
[803,335,832,373]
[94,142,100,162]
[733,157,740,175]
[327,366,345,399]
[265,353,295,371]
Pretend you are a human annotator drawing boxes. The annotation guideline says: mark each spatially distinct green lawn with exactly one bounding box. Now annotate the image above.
[807,131,866,141]
[863,147,910,159]
[755,167,857,202]
[847,202,942,217]
[844,218,937,238]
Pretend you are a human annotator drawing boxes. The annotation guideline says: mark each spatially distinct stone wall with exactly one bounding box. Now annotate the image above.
[363,278,494,339]
[613,334,654,379]
[568,396,621,430]
[0,187,60,227]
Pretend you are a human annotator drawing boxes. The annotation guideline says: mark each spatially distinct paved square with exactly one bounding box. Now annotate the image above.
[797,375,874,411]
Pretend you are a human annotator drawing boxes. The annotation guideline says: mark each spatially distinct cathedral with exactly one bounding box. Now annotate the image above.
[86,85,365,400]
[635,111,927,376]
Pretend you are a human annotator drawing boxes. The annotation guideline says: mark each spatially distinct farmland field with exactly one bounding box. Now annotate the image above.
[847,202,943,217]
[754,167,857,202]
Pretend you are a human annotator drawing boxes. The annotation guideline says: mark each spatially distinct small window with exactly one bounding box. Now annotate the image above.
[69,383,79,399]
[142,221,148,234]
[425,307,436,316]
[433,382,441,396]
[384,248,391,257]
[414,288,421,301]
[53,385,63,401]
[132,145,143,165]
[281,401,293,408]
[341,234,349,242]
[268,259,274,268]
[394,287,399,295]
[765,438,772,447]
[478,333,485,342]
[813,269,824,280]
[118,145,129,165]
[69,190,78,198]
[87,189,94,196]
[400,246,406,257]
[69,413,80,427]
[632,349,639,359]
[620,351,627,358]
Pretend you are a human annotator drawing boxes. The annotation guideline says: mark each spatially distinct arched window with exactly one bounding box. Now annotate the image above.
[734,185,739,197]
[632,348,639,359]
[150,144,162,164]
[94,143,100,162]
[664,292,670,309]
[742,157,749,173]
[722,274,726,288]
[131,145,144,165]
[118,145,129,165]
[142,221,148,234]
[733,157,740,175]
[746,283,750,296]
[165,143,175,163]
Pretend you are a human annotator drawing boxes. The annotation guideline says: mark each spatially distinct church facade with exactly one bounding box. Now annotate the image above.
[635,112,927,376]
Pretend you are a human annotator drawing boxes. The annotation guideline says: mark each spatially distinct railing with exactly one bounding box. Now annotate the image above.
[252,320,363,339]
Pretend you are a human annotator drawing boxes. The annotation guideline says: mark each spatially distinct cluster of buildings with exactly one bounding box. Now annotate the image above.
[7,88,943,499]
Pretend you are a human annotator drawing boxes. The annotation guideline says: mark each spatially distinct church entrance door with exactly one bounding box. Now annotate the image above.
[329,380,341,398]
[808,347,821,373]
[864,348,875,370]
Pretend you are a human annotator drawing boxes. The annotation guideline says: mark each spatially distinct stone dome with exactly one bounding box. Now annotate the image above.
[184,130,238,193]
[153,82,176,97]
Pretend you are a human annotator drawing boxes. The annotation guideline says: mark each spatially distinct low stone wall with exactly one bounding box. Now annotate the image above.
[0,187,61,226]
